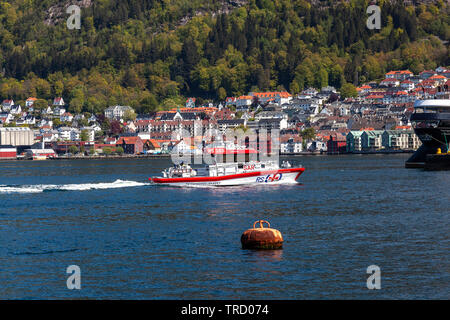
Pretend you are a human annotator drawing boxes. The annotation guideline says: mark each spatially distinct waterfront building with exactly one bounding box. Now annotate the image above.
[142,139,161,154]
[280,136,303,154]
[361,130,384,150]
[116,136,144,154]
[0,145,17,159]
[327,134,347,154]
[0,127,34,146]
[382,130,421,150]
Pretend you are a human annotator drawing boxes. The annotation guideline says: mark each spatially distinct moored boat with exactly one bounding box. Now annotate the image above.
[406,99,450,168]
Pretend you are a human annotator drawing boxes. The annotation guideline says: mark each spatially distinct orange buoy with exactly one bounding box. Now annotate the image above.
[241,220,283,249]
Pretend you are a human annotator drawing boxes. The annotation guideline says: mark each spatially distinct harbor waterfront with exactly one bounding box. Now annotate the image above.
[0,154,448,299]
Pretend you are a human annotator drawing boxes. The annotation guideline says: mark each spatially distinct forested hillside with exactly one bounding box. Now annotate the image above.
[0,0,448,114]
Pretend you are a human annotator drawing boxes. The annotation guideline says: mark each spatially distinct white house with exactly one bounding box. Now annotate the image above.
[38,119,53,128]
[171,139,194,155]
[58,127,80,141]
[2,99,14,111]
[380,78,400,87]
[16,115,36,125]
[104,105,133,120]
[42,131,59,143]
[10,105,22,115]
[400,80,415,91]
[42,106,53,116]
[88,114,97,123]
[26,97,37,107]
[235,96,253,109]
[0,112,14,124]
[53,97,65,106]
[302,88,318,96]
[60,112,74,122]
[53,107,66,116]
[280,136,303,154]
[80,127,95,141]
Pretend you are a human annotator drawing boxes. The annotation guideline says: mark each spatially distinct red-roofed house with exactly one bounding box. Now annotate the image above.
[53,97,65,106]
[236,96,253,108]
[380,78,400,87]
[185,98,196,108]
[428,74,447,85]
[400,80,415,91]
[2,99,14,110]
[225,97,237,106]
[142,139,161,154]
[26,97,37,107]
[116,136,144,154]
[251,91,292,105]
[60,112,73,122]
[419,70,435,79]
[385,70,413,81]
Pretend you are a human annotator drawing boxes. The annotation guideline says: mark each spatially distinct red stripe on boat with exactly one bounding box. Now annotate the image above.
[149,168,305,183]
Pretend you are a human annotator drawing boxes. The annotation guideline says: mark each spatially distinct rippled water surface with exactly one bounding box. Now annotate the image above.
[0,155,448,299]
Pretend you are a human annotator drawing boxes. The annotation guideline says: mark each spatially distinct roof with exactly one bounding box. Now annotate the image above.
[428,75,447,80]
[386,70,413,75]
[381,78,399,83]
[142,139,161,148]
[116,136,143,145]
[251,92,292,98]
[237,95,253,100]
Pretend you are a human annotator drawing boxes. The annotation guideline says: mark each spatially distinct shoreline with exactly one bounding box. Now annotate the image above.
[0,150,415,161]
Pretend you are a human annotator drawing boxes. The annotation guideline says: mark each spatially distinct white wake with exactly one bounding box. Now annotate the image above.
[0,179,149,194]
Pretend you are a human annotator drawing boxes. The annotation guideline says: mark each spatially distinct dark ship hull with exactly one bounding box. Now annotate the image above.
[406,100,450,169]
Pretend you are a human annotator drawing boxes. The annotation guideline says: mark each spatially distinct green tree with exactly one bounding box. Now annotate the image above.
[300,128,316,142]
[33,99,47,116]
[80,130,89,142]
[116,146,124,155]
[53,118,62,127]
[123,109,137,122]
[68,145,78,155]
[103,147,113,155]
[340,83,358,99]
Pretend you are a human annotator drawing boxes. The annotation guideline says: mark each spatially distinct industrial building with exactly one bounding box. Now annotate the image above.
[0,127,34,146]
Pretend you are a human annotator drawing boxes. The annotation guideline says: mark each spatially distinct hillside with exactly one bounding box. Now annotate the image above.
[0,0,449,114]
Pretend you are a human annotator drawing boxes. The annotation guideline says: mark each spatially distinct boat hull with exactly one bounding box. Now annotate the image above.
[149,168,305,187]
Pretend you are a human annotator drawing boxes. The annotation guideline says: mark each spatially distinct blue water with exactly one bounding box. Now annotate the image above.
[0,155,448,299]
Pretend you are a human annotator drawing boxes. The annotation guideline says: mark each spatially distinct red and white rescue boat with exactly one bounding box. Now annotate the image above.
[149,146,305,187]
